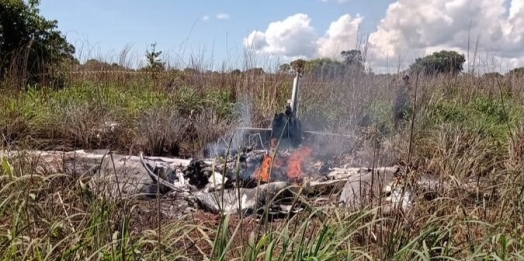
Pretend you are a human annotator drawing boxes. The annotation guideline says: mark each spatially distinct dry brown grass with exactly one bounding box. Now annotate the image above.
[1,63,524,260]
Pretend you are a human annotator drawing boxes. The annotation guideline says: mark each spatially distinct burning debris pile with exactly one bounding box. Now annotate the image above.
[135,104,342,216]
[138,148,404,217]
[131,71,417,217]
[205,104,337,186]
[2,72,495,221]
[2,142,494,221]
[131,98,415,217]
[212,142,327,186]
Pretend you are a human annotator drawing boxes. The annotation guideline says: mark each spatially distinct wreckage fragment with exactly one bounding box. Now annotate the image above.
[7,149,500,220]
[193,181,294,215]
[183,159,213,189]
[335,166,398,207]
[140,154,233,194]
[271,105,303,149]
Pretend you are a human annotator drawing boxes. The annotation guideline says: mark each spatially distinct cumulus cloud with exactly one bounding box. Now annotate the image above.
[316,14,363,58]
[243,0,524,71]
[216,13,230,20]
[243,13,363,60]
[243,13,319,59]
[202,15,210,21]
[367,0,524,71]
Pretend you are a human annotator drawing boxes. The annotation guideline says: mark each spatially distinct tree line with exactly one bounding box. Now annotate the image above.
[1,0,523,90]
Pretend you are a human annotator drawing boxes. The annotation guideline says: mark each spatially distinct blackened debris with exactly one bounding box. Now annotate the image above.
[271,105,303,148]
[141,162,179,196]
[319,159,335,176]
[183,159,211,189]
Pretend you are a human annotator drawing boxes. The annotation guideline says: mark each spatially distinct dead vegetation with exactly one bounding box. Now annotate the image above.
[1,65,524,260]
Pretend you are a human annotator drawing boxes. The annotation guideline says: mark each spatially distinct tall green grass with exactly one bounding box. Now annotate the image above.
[2,62,524,259]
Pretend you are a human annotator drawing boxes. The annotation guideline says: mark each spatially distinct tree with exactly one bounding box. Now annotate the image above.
[230,69,242,76]
[290,59,306,73]
[244,67,264,75]
[341,49,365,73]
[307,58,345,78]
[409,50,466,76]
[278,63,292,74]
[482,72,503,79]
[0,0,75,88]
[289,58,347,79]
[144,43,165,72]
[183,68,199,75]
[341,50,363,66]
[81,59,125,71]
[506,67,524,78]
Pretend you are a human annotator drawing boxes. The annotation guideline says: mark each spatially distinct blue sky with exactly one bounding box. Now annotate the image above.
[39,0,392,70]
[38,0,524,73]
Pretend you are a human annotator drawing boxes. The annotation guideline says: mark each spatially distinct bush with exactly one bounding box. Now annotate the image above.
[0,0,75,89]
[409,50,466,76]
[136,106,190,156]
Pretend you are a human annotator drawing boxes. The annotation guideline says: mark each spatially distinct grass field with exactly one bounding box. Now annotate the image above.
[1,61,524,260]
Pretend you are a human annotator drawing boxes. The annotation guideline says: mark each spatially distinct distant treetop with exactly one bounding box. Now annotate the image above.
[409,50,466,76]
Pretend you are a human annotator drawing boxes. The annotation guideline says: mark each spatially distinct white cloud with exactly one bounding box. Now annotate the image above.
[216,13,230,20]
[243,13,319,59]
[316,14,363,58]
[202,15,210,21]
[367,0,524,71]
[243,13,363,60]
[243,0,524,72]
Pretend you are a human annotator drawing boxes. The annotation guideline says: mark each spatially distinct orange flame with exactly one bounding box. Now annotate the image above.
[253,154,273,182]
[253,152,285,182]
[286,146,313,180]
[253,145,312,183]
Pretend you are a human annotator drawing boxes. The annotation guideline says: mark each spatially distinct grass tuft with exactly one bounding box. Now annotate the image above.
[1,61,524,259]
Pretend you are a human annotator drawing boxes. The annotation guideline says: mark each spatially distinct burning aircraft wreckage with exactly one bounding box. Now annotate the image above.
[128,71,437,217]
[2,71,489,220]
